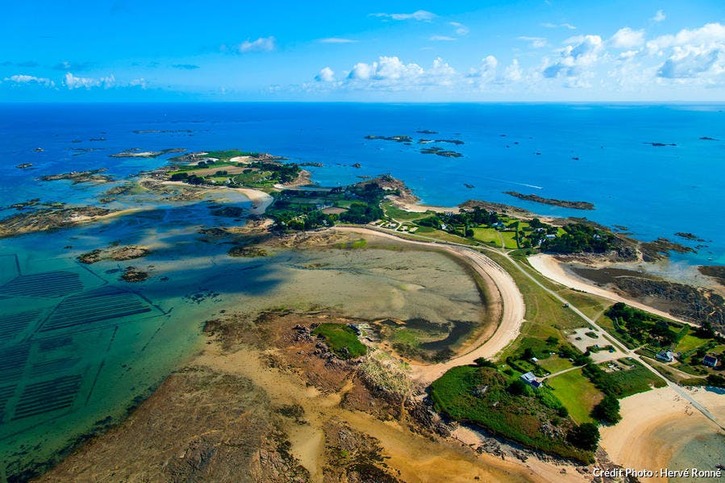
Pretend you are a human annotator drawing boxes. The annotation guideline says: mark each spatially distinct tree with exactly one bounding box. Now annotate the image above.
[707,374,725,388]
[507,379,529,396]
[568,423,600,451]
[474,357,497,368]
[592,395,621,424]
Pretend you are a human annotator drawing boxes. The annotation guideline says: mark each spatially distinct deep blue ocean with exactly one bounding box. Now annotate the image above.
[1,102,723,265]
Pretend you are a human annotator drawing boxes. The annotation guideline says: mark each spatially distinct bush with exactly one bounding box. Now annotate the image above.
[508,379,529,396]
[474,357,497,368]
[312,324,367,359]
[592,394,621,424]
[568,423,600,451]
[707,374,725,388]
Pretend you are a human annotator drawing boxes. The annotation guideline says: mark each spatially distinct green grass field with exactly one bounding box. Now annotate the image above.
[471,227,503,247]
[675,332,711,354]
[539,355,575,374]
[483,250,587,360]
[547,369,603,424]
[312,323,367,359]
[501,231,519,249]
[410,226,478,245]
[381,202,433,221]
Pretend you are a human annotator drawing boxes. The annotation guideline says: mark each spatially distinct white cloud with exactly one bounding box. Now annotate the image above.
[658,47,724,79]
[542,22,576,30]
[319,38,357,44]
[504,59,523,82]
[430,35,456,42]
[450,22,469,36]
[647,23,725,53]
[518,36,548,49]
[645,23,725,82]
[371,10,436,22]
[4,74,54,87]
[315,67,336,82]
[542,35,603,79]
[129,78,147,89]
[349,62,373,81]
[466,56,501,89]
[468,55,498,77]
[611,27,645,49]
[64,72,115,89]
[652,10,666,23]
[428,57,457,85]
[342,56,462,90]
[305,22,725,97]
[238,36,276,53]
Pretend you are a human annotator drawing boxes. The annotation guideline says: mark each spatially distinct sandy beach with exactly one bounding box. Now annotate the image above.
[388,195,460,213]
[234,187,274,215]
[528,253,695,325]
[600,386,725,481]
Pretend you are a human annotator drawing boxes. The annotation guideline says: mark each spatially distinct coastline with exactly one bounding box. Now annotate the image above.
[527,253,712,326]
[332,226,525,385]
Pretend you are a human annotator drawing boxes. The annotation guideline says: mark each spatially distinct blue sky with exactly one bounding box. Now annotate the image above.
[1,0,724,101]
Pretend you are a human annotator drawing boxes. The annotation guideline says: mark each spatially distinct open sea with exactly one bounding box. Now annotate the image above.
[2,102,724,264]
[0,102,723,477]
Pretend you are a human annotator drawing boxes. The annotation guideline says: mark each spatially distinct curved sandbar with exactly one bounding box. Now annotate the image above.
[332,226,525,385]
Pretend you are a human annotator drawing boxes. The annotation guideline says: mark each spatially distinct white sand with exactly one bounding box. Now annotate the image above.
[234,188,273,215]
[600,386,725,481]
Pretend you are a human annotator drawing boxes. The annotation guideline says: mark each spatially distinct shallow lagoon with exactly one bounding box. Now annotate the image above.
[0,191,488,477]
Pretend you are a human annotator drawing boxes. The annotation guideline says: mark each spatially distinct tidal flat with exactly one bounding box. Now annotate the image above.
[0,185,493,480]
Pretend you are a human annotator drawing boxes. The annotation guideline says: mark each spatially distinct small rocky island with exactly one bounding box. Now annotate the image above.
[504,191,595,210]
[364,134,413,143]
[420,146,463,157]
[40,169,113,184]
[110,148,186,158]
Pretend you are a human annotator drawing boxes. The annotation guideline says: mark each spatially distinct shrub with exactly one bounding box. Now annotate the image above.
[568,423,600,451]
[592,394,621,424]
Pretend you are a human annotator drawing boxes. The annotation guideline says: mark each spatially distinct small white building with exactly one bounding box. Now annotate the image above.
[520,372,541,388]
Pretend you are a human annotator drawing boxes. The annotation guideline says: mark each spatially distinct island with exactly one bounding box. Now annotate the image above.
[364,134,413,143]
[420,146,463,157]
[504,191,595,210]
[40,169,114,184]
[110,147,186,158]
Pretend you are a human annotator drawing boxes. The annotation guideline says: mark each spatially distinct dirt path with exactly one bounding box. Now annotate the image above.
[332,226,526,385]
